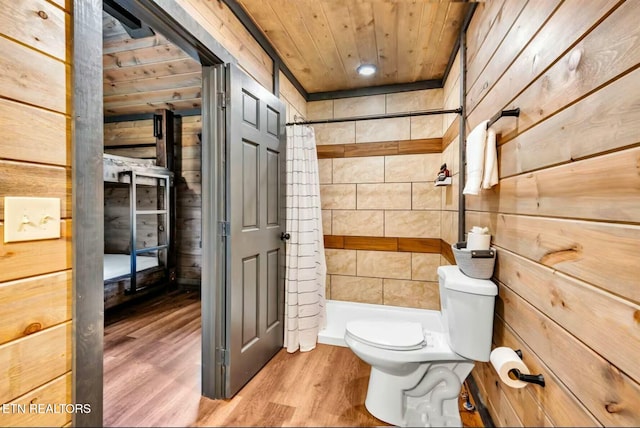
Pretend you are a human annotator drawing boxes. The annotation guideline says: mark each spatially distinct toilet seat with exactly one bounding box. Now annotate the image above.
[346,320,426,350]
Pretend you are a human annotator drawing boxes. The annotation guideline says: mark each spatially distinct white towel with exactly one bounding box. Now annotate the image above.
[463,120,489,195]
[482,126,499,189]
[463,120,500,194]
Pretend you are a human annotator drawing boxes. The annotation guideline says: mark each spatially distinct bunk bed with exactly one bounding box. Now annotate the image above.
[103,153,174,309]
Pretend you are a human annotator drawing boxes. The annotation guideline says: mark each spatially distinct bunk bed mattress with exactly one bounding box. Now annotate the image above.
[104,254,159,281]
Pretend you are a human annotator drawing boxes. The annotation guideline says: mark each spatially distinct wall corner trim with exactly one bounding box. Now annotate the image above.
[72,0,105,426]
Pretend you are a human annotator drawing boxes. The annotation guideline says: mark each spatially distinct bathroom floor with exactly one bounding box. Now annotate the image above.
[104,291,484,427]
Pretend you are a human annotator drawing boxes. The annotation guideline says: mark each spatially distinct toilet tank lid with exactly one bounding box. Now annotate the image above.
[437,265,498,296]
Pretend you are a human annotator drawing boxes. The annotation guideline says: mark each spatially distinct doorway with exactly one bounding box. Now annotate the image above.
[73,1,285,426]
[100,7,204,425]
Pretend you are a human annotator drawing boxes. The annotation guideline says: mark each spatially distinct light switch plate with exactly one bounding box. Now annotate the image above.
[4,197,61,243]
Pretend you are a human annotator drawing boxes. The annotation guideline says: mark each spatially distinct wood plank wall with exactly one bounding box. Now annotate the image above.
[104,119,157,158]
[464,1,640,425]
[174,116,202,287]
[279,70,307,124]
[176,0,274,90]
[104,184,160,253]
[0,0,73,426]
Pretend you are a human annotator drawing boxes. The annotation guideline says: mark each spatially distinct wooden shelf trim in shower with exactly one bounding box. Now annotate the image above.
[440,239,456,264]
[442,116,460,151]
[316,138,443,159]
[346,236,399,251]
[324,235,442,254]
[398,237,442,253]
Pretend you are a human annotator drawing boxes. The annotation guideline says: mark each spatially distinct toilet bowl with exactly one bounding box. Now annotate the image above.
[345,265,497,427]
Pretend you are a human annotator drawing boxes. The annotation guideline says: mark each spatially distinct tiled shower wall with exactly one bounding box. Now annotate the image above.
[311,89,458,309]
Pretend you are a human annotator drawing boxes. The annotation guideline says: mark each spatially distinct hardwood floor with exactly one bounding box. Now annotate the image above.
[104,290,202,427]
[104,290,484,427]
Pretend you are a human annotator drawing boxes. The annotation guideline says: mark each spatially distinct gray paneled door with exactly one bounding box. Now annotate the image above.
[224,63,286,397]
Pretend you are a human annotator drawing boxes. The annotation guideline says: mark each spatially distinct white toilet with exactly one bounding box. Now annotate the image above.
[344,265,497,427]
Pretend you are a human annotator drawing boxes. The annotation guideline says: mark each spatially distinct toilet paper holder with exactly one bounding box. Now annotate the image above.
[510,350,546,387]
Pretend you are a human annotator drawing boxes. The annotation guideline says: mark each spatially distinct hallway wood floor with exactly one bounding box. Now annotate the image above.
[104,290,483,427]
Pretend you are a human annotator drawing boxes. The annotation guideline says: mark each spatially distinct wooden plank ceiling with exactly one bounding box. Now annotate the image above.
[103,12,202,117]
[237,0,470,93]
[102,0,469,113]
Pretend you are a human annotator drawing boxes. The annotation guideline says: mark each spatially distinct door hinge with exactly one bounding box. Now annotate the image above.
[217,348,229,366]
[218,91,227,109]
[218,221,230,237]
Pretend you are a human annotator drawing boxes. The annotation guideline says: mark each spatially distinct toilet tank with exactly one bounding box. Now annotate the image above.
[437,265,497,362]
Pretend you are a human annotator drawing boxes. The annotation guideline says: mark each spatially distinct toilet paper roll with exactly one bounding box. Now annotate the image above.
[467,232,491,250]
[490,347,530,389]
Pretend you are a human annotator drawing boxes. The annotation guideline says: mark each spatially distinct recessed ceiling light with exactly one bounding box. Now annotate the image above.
[357,64,377,76]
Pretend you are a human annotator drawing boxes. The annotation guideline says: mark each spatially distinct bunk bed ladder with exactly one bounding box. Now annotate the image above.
[125,169,171,294]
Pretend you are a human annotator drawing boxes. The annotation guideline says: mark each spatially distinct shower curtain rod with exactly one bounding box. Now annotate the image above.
[285,107,462,126]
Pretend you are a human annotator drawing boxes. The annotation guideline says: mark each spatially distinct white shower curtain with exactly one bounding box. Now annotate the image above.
[284,124,327,353]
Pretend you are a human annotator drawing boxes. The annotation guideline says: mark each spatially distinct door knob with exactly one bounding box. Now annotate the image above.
[280,232,291,241]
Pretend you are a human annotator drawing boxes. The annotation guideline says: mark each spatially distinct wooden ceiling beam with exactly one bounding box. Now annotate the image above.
[307,79,442,102]
[103,109,202,124]
[104,0,143,30]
